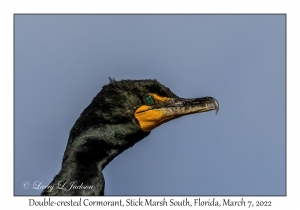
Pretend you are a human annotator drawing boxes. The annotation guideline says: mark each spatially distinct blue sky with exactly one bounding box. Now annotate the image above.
[14,14,285,196]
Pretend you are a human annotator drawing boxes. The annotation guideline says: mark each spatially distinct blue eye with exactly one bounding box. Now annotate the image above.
[144,95,154,105]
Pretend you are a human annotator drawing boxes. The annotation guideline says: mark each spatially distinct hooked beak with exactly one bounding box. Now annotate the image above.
[134,96,219,132]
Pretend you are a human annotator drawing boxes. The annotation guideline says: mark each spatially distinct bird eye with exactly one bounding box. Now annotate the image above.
[144,94,154,105]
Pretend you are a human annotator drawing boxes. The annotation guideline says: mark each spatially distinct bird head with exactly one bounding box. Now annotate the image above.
[90,78,219,133]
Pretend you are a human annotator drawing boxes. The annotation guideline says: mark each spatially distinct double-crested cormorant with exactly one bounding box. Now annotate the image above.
[41,78,218,196]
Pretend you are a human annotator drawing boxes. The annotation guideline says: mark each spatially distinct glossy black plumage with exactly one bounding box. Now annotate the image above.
[41,78,218,196]
[41,79,176,195]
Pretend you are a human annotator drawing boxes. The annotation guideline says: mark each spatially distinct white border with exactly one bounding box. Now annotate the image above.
[2,0,298,209]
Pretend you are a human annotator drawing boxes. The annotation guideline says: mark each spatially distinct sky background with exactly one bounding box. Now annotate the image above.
[14,14,285,196]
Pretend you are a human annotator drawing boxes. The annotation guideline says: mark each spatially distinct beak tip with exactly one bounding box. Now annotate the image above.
[213,98,219,115]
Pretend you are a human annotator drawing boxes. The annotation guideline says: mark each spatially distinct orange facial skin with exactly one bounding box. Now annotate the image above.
[134,94,171,132]
[134,94,219,132]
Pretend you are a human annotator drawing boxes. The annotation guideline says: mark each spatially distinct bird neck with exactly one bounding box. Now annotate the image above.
[63,122,150,169]
[42,122,149,195]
